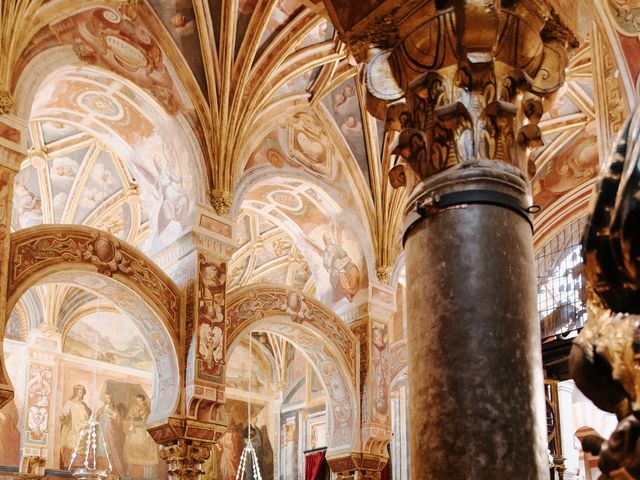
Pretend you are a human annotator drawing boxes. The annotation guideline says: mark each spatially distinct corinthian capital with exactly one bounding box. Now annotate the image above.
[323,0,578,194]
[159,439,211,480]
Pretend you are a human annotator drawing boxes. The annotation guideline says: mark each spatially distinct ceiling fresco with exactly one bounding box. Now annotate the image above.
[229,212,315,294]
[48,4,184,115]
[531,42,598,213]
[602,0,640,97]
[24,65,201,254]
[13,120,148,249]
[146,0,208,97]
[4,0,633,279]
[63,311,153,371]
[241,178,369,310]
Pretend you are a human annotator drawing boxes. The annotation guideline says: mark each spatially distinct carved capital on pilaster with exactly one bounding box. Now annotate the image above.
[209,189,232,216]
[159,439,211,480]
[375,265,392,284]
[0,90,14,115]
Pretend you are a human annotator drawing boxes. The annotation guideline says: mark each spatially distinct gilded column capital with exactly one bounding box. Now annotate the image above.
[209,189,233,216]
[375,265,392,284]
[0,90,14,115]
[331,0,578,205]
[327,452,388,480]
[159,439,211,480]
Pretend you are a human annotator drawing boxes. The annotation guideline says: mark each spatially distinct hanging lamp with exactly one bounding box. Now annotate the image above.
[69,301,111,480]
[235,331,262,480]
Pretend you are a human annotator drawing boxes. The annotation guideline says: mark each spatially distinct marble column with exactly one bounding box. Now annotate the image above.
[326,2,578,478]
[403,162,546,478]
[0,112,27,409]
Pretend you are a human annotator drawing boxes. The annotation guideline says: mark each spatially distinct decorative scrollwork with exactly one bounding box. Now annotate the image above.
[159,439,211,480]
[0,90,13,115]
[226,284,357,377]
[8,225,180,333]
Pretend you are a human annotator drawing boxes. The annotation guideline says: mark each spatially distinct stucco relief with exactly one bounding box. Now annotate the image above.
[8,226,180,332]
[370,322,389,423]
[226,284,357,377]
[25,364,52,445]
[50,4,180,114]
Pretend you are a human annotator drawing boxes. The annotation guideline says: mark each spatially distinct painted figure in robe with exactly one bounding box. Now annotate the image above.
[59,384,91,469]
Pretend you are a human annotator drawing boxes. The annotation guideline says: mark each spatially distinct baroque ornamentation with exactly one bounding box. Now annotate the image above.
[570,105,640,477]
[354,2,577,194]
[375,265,392,284]
[195,253,226,383]
[226,284,357,377]
[159,439,211,480]
[8,225,180,333]
[0,90,13,115]
[209,189,232,216]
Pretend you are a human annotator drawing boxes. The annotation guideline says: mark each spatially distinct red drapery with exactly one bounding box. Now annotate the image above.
[304,450,326,480]
[380,462,390,480]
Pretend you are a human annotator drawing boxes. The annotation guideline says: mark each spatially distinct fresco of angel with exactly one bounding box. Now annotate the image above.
[130,136,191,238]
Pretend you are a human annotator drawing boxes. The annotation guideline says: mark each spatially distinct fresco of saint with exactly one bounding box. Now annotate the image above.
[96,392,125,475]
[59,384,92,469]
[321,231,361,303]
[123,394,158,466]
[217,421,244,480]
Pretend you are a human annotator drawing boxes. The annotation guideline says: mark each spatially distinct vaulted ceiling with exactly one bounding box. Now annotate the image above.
[1,0,639,285]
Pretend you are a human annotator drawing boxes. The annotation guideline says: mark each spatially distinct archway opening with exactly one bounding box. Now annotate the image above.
[0,277,177,477]
[205,331,330,479]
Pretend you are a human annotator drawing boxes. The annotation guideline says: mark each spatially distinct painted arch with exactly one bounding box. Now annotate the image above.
[2,224,182,423]
[226,283,360,455]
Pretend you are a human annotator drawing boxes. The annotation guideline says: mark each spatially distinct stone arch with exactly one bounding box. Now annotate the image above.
[226,283,360,456]
[1,224,182,423]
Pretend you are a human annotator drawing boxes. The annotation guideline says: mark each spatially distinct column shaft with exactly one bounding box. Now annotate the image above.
[404,164,547,478]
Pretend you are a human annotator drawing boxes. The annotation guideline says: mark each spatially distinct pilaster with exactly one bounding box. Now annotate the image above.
[336,282,394,479]
[151,206,237,478]
[0,113,27,409]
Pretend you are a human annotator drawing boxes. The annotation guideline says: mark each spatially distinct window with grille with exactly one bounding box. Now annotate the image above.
[536,217,588,339]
